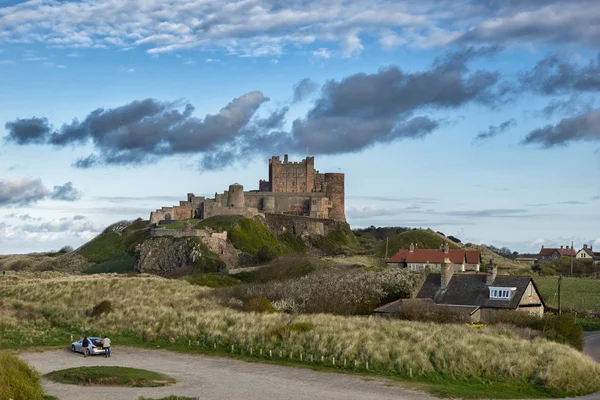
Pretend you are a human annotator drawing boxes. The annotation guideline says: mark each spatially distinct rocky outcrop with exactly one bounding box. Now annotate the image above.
[135,236,224,277]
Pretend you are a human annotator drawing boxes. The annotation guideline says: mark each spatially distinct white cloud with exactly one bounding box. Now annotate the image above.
[0,60,15,65]
[312,47,332,59]
[595,238,600,245]
[127,68,135,73]
[66,52,80,57]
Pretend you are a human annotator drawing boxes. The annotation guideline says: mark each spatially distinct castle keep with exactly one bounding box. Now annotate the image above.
[149,155,345,224]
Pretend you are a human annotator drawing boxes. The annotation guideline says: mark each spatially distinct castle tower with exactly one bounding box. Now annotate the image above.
[227,183,244,208]
[324,173,345,222]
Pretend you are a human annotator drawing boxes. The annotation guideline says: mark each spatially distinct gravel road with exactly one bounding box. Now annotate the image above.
[21,347,434,400]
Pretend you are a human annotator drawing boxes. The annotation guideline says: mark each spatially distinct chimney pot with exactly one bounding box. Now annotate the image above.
[584,244,588,249]
[561,245,563,249]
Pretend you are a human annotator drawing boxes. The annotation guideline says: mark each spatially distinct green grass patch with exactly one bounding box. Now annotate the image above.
[188,273,241,288]
[194,215,243,231]
[44,366,176,387]
[82,254,136,274]
[229,218,283,255]
[162,219,201,230]
[374,229,460,258]
[193,239,227,273]
[577,315,600,331]
[534,276,600,310]
[77,231,126,264]
[0,351,45,400]
[311,225,358,254]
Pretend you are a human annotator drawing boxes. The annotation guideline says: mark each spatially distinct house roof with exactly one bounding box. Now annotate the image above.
[538,247,576,257]
[373,298,435,313]
[579,248,594,257]
[386,249,480,264]
[415,273,544,310]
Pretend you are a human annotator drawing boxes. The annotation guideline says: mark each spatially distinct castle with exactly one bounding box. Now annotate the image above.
[149,155,345,224]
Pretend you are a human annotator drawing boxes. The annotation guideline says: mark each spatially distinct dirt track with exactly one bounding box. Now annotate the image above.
[21,347,434,400]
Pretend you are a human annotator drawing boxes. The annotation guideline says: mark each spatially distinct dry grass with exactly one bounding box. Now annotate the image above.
[464,244,524,271]
[1,273,599,396]
[324,255,386,268]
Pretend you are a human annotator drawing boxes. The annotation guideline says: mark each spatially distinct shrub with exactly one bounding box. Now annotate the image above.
[0,352,44,400]
[257,246,274,263]
[246,297,277,313]
[87,300,113,317]
[269,322,313,339]
[58,245,74,253]
[393,302,472,324]
[539,265,557,276]
[189,274,241,288]
[232,258,317,284]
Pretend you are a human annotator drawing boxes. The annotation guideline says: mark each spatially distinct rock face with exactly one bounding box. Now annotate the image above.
[134,236,213,277]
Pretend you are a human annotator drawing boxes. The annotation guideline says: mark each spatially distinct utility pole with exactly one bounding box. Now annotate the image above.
[385,237,389,259]
[557,275,562,316]
[570,240,574,276]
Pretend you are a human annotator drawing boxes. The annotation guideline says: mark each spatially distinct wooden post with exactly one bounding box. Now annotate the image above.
[213,342,216,349]
[289,351,293,360]
[188,340,191,346]
[231,344,234,353]
[270,350,272,357]
[344,359,347,368]
[409,367,412,378]
[332,357,335,365]
[321,355,324,362]
[300,353,303,361]
[250,347,253,355]
[558,275,563,316]
[260,348,263,356]
[310,354,313,362]
[366,361,369,370]
[279,350,283,358]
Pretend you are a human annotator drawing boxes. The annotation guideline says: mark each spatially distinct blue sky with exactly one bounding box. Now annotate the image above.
[1,0,599,254]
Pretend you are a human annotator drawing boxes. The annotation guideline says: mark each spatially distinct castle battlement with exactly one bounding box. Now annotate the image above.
[149,155,345,224]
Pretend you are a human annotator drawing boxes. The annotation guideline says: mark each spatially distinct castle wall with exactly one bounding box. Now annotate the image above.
[324,173,345,222]
[264,213,346,237]
[244,191,327,216]
[269,155,316,193]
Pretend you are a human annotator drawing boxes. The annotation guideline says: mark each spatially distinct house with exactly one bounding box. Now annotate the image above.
[515,257,538,266]
[375,259,545,322]
[576,244,597,263]
[538,245,576,261]
[385,242,481,272]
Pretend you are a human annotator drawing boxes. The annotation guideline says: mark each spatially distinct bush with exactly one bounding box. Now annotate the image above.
[188,274,241,288]
[0,352,44,400]
[393,302,472,324]
[87,300,113,317]
[257,246,274,263]
[269,322,313,339]
[232,258,317,284]
[246,297,277,313]
[539,265,557,276]
[58,245,74,253]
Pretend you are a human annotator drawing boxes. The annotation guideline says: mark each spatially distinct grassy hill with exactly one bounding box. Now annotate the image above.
[464,244,526,271]
[374,229,461,258]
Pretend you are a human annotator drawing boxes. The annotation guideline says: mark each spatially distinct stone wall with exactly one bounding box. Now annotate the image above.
[268,155,315,193]
[264,213,345,238]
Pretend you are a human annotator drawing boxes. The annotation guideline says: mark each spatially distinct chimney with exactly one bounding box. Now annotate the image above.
[409,243,414,252]
[541,245,544,249]
[441,257,453,290]
[584,244,588,249]
[486,260,497,286]
[443,242,449,254]
[560,245,563,249]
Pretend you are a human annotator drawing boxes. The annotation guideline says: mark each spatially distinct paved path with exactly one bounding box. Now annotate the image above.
[583,331,600,364]
[21,347,434,400]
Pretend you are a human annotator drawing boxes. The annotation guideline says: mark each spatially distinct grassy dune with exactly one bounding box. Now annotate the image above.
[1,273,599,397]
[44,366,175,387]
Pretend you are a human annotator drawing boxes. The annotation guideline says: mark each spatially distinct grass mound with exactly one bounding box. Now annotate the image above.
[374,229,460,258]
[0,352,44,400]
[189,273,241,288]
[44,366,175,387]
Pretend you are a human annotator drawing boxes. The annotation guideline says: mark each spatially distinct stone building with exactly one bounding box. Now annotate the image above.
[150,155,345,224]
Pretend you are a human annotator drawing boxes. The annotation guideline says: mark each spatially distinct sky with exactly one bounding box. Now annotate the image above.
[1,0,600,254]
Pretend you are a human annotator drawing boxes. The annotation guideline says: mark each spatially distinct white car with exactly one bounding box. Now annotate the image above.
[71,337,104,355]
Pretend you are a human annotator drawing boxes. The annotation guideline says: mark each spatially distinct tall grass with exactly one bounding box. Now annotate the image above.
[0,352,45,400]
[1,273,600,396]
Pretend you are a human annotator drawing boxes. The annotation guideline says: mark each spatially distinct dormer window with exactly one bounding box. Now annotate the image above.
[489,287,516,299]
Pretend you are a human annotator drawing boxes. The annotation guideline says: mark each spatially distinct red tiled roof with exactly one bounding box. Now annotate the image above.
[557,248,577,257]
[538,247,576,257]
[465,250,480,264]
[538,248,556,256]
[386,249,480,264]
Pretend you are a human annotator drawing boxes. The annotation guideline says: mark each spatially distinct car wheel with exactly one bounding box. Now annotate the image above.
[71,345,75,352]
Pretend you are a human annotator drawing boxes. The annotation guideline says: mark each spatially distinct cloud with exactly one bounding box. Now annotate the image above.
[441,208,529,218]
[521,53,600,95]
[456,0,600,48]
[293,78,319,102]
[558,200,586,205]
[539,94,596,118]
[73,215,86,220]
[50,182,81,201]
[0,178,82,207]
[4,117,52,144]
[592,196,600,201]
[5,213,41,221]
[312,48,333,59]
[0,60,16,65]
[473,118,516,143]
[6,48,505,169]
[522,108,600,147]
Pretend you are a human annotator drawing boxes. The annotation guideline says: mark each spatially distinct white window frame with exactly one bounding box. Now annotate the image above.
[489,287,516,299]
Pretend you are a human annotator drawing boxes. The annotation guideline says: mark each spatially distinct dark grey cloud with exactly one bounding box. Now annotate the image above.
[4,117,52,144]
[539,95,596,118]
[73,215,86,220]
[5,48,507,170]
[592,196,600,201]
[558,200,586,205]
[473,118,516,143]
[50,182,81,201]
[0,178,82,207]
[293,78,319,102]
[526,203,549,207]
[5,213,41,221]
[346,195,438,204]
[521,54,600,95]
[442,208,529,218]
[522,108,600,147]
